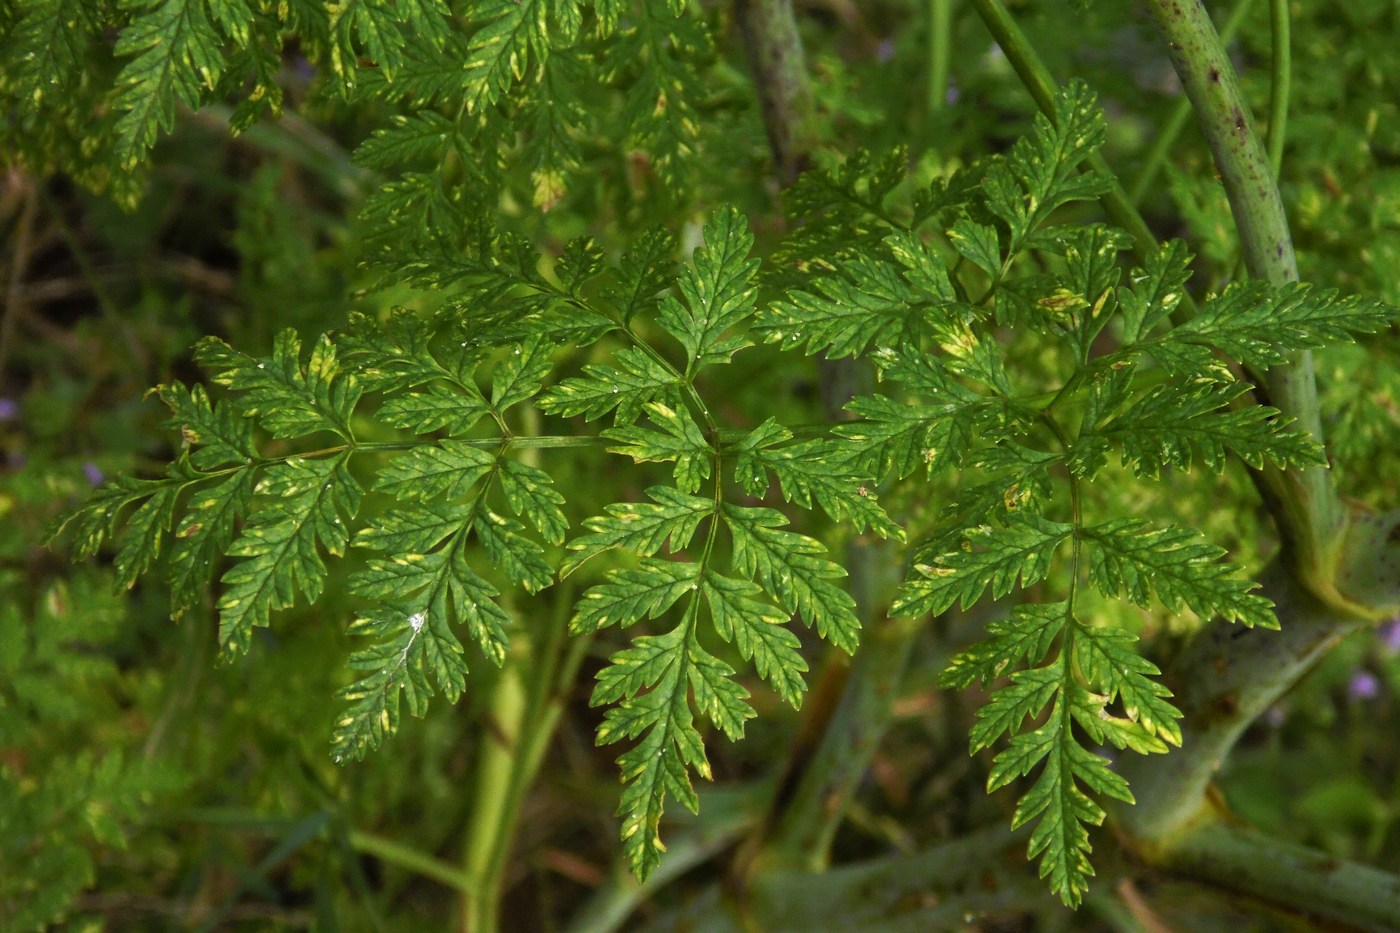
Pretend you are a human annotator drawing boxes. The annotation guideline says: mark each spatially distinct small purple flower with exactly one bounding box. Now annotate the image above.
[1348,671,1381,701]
[0,397,16,421]
[83,461,105,486]
[945,79,961,106]
[1379,618,1400,654]
[876,38,896,63]
[1264,706,1287,728]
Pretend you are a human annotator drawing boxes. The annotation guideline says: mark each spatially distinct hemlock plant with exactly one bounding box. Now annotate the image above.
[11,0,1400,928]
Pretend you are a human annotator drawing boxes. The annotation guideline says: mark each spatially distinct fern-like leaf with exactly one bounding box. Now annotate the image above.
[1084,519,1276,628]
[219,455,362,655]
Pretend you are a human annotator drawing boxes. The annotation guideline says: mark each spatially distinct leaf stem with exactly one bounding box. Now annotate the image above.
[1126,785,1400,930]
[348,828,476,894]
[925,0,955,123]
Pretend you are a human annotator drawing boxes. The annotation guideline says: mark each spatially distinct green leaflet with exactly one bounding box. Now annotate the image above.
[606,1,709,181]
[460,0,566,114]
[603,228,678,324]
[561,486,713,576]
[498,459,569,545]
[353,111,456,171]
[8,0,100,108]
[1118,239,1193,344]
[574,495,855,881]
[374,441,497,501]
[158,382,257,470]
[722,504,860,653]
[701,571,807,708]
[539,347,682,423]
[895,514,1073,618]
[758,246,945,358]
[566,207,879,882]
[656,206,759,374]
[217,455,362,655]
[112,0,226,168]
[806,81,1345,907]
[605,402,713,494]
[1084,519,1277,628]
[1091,379,1323,475]
[196,330,361,440]
[327,0,452,84]
[168,470,256,619]
[732,425,902,539]
[1149,280,1395,372]
[953,603,1177,907]
[336,533,509,763]
[983,79,1113,261]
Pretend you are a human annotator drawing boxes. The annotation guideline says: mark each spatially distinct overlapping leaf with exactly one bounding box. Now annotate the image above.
[112,0,226,167]
[757,248,946,359]
[1084,519,1276,628]
[196,330,361,439]
[656,207,759,373]
[981,79,1112,257]
[562,486,712,575]
[539,347,681,423]
[895,514,1072,618]
[722,504,859,652]
[1091,379,1322,475]
[1150,280,1394,371]
[604,403,712,494]
[218,455,362,655]
[731,427,901,539]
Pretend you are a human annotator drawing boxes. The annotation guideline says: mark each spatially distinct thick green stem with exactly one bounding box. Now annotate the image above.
[1143,0,1344,592]
[735,0,816,186]
[1138,819,1400,932]
[1128,0,1256,207]
[461,647,527,933]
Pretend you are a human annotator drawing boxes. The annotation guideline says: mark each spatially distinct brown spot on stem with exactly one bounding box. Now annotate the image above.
[1212,692,1238,717]
[1208,67,1220,83]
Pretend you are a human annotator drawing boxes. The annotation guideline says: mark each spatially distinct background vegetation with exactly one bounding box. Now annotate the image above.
[4,0,1400,930]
